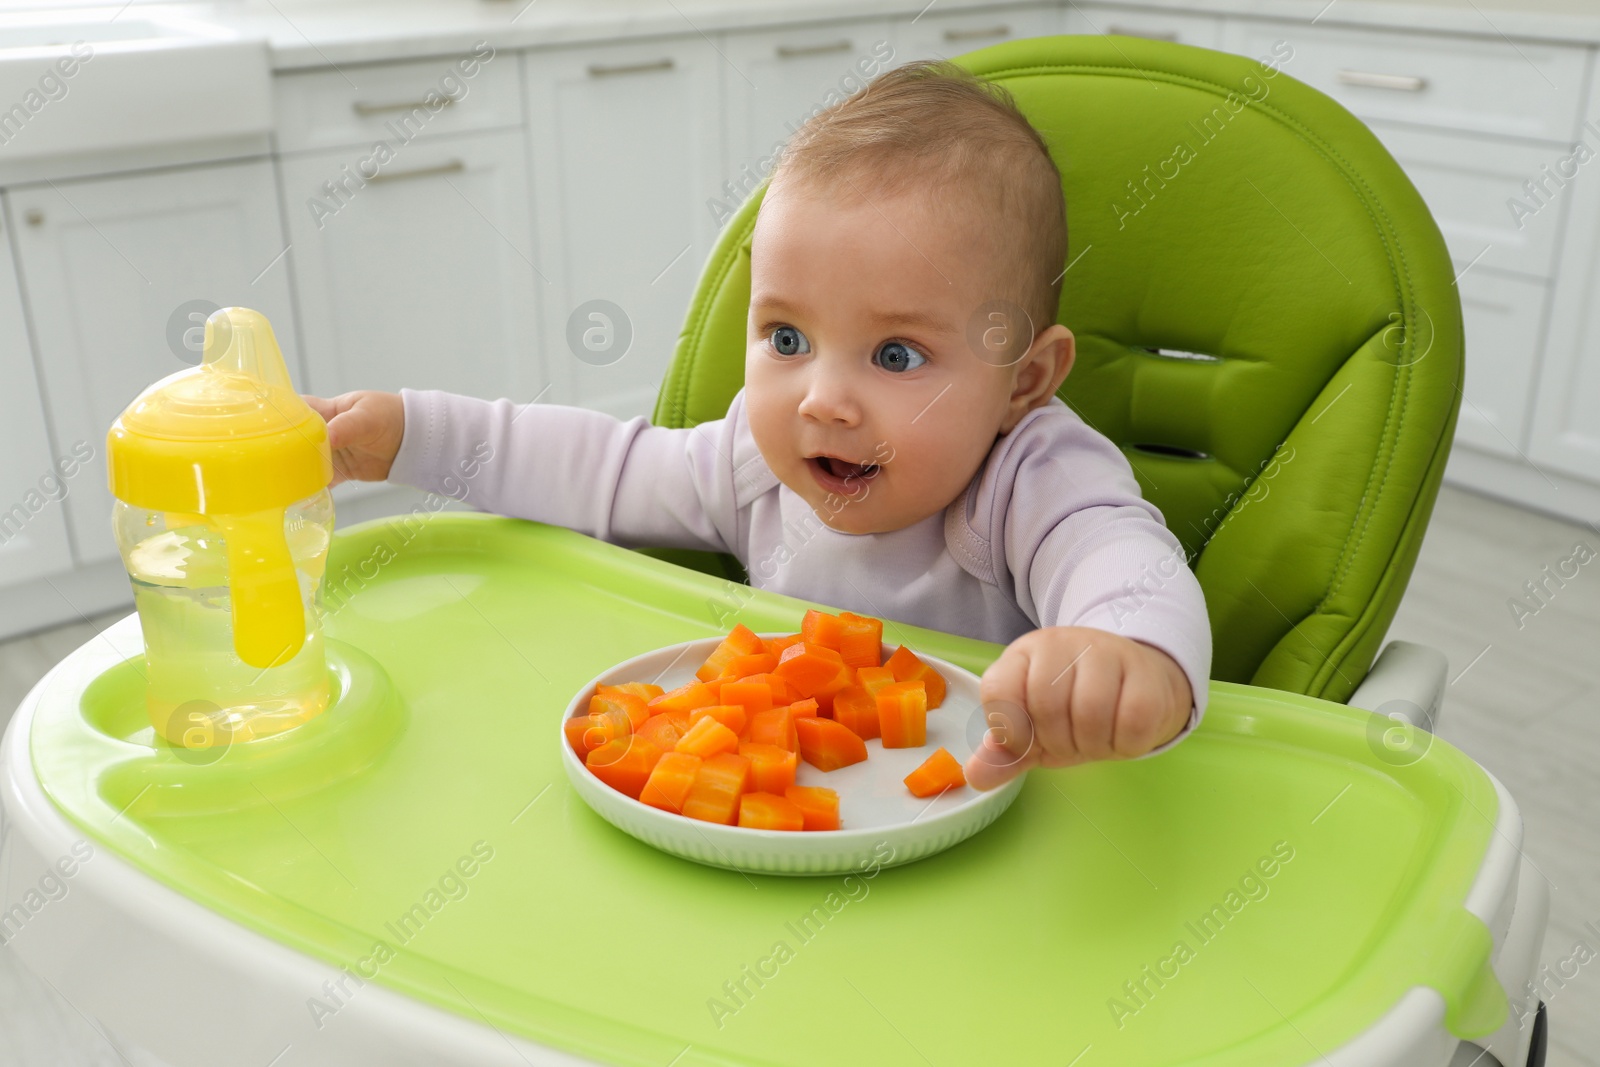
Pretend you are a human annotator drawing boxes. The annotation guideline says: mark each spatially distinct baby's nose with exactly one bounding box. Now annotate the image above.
[797,368,862,425]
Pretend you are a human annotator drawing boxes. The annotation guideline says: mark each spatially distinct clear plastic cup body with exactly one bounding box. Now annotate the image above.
[113,490,335,746]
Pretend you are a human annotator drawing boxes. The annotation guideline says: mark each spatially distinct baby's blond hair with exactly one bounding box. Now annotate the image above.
[770,59,1067,335]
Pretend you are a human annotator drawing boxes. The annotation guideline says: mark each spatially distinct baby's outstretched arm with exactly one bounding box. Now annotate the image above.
[966,627,1193,790]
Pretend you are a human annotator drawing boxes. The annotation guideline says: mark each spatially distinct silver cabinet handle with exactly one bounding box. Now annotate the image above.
[1336,69,1427,91]
[776,39,851,58]
[24,209,43,226]
[587,57,674,77]
[367,159,466,184]
[1107,24,1178,41]
[353,97,456,116]
[944,25,1010,42]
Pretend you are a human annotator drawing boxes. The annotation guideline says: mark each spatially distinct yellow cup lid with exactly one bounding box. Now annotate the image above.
[108,308,332,515]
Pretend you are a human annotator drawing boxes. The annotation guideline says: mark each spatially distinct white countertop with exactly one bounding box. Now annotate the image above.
[10,0,1599,73]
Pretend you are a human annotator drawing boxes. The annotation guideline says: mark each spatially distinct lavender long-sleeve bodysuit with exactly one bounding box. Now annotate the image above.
[389,387,1213,757]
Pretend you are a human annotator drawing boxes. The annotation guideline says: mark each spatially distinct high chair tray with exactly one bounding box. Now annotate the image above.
[13,514,1518,1066]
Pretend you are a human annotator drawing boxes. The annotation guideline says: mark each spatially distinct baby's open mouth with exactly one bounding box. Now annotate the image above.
[807,454,882,484]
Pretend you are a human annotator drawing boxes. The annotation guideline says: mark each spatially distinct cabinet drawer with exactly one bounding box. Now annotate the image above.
[1066,4,1223,49]
[1223,19,1587,143]
[895,5,1064,64]
[1370,123,1570,281]
[275,48,521,154]
[1454,270,1547,459]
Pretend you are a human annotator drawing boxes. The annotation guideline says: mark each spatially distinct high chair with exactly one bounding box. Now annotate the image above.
[0,34,1549,1067]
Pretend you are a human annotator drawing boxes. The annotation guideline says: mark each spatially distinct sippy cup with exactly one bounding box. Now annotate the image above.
[108,307,335,748]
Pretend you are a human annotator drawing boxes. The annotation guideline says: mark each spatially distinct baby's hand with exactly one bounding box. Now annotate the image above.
[302,391,405,486]
[964,627,1193,790]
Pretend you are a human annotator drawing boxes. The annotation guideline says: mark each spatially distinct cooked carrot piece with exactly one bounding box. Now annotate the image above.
[719,679,773,716]
[795,716,868,771]
[836,612,884,670]
[689,703,748,737]
[885,645,946,708]
[598,681,665,702]
[739,742,799,794]
[682,753,751,824]
[635,712,687,752]
[648,681,721,716]
[763,633,805,658]
[855,665,896,697]
[830,684,880,741]
[741,672,799,705]
[785,785,841,831]
[904,747,967,798]
[590,691,650,731]
[719,652,778,681]
[783,698,819,719]
[774,642,848,695]
[696,624,766,682]
[801,609,844,650]
[639,751,702,813]
[738,792,805,831]
[746,707,798,752]
[586,736,663,799]
[877,680,927,748]
[564,707,630,757]
[675,715,741,758]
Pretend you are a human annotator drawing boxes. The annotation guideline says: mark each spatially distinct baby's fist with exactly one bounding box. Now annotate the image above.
[965,627,1192,790]
[303,390,405,486]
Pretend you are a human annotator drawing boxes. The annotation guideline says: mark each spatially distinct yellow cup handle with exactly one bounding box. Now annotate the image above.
[215,508,305,669]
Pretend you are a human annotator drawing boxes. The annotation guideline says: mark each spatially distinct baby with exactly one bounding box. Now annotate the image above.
[306,60,1212,791]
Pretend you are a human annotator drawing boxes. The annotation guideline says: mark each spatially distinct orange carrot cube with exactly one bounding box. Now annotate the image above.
[739,742,799,795]
[904,747,967,798]
[681,753,751,824]
[830,684,880,741]
[719,652,778,681]
[564,707,630,757]
[696,625,766,682]
[648,681,721,716]
[801,609,844,651]
[585,736,663,799]
[597,681,665,703]
[635,712,687,752]
[855,666,896,697]
[589,690,649,731]
[885,645,946,708]
[785,786,841,831]
[688,703,748,737]
[639,751,702,813]
[746,707,798,752]
[738,792,805,831]
[795,717,868,771]
[675,715,740,759]
[836,612,883,669]
[719,679,773,717]
[783,698,819,719]
[741,672,799,705]
[877,680,927,748]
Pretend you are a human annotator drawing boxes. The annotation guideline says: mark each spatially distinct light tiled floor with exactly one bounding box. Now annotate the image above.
[0,483,1596,1066]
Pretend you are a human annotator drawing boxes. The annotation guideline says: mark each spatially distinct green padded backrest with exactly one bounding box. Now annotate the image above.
[648,36,1462,704]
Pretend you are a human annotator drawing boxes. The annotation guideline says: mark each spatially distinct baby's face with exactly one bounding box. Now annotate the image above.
[744,177,1070,535]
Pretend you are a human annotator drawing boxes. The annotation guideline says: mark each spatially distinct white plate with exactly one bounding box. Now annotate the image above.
[561,634,1026,875]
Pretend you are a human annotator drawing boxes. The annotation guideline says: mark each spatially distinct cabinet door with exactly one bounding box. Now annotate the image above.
[721,20,895,189]
[1454,270,1548,458]
[893,4,1062,63]
[1530,96,1600,483]
[10,160,298,566]
[0,213,73,584]
[280,129,539,403]
[525,37,725,420]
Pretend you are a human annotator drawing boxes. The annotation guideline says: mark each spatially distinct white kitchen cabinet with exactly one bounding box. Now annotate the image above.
[0,212,74,585]
[1454,269,1549,459]
[1065,4,1223,48]
[525,36,725,420]
[279,128,540,403]
[9,159,299,566]
[892,5,1063,65]
[720,19,896,207]
[1529,71,1600,485]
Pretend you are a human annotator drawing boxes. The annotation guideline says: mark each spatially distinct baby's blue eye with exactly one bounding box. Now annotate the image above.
[770,326,809,357]
[874,341,926,373]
